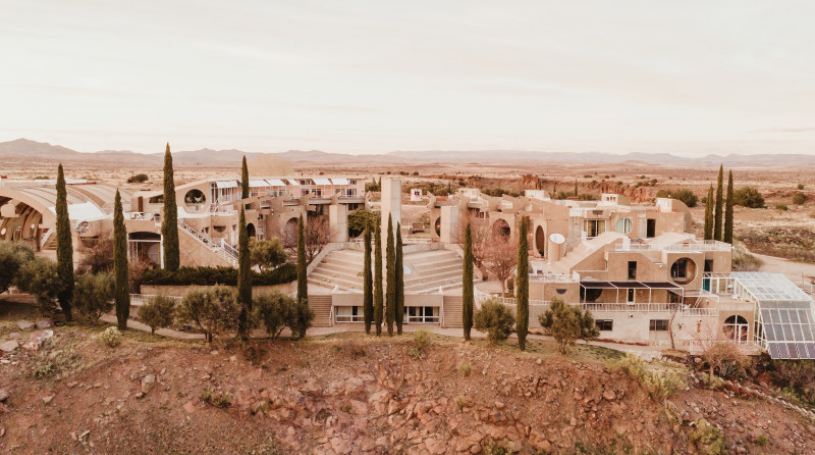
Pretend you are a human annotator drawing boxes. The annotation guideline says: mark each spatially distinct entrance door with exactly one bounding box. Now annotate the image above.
[646,219,656,238]
[724,315,749,344]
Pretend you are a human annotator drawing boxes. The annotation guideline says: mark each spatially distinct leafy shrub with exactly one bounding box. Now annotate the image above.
[127,173,149,183]
[34,362,55,379]
[457,359,473,377]
[656,189,698,207]
[641,371,685,402]
[141,264,296,286]
[798,183,805,190]
[733,187,765,208]
[73,272,115,322]
[793,192,807,205]
[700,373,724,390]
[138,294,177,334]
[690,419,726,455]
[538,297,599,353]
[408,330,432,359]
[250,238,288,272]
[775,203,788,211]
[481,438,513,455]
[474,299,516,345]
[347,209,379,238]
[80,236,114,273]
[253,290,297,340]
[99,326,123,348]
[176,286,242,343]
[0,240,34,294]
[755,435,769,446]
[15,257,61,313]
[200,388,232,408]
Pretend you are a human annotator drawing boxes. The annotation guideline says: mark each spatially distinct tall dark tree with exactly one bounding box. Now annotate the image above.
[161,143,180,271]
[395,222,404,335]
[296,215,308,307]
[113,189,130,330]
[237,208,253,339]
[241,156,250,200]
[363,221,374,334]
[385,214,396,336]
[373,222,384,336]
[462,222,474,341]
[55,164,74,321]
[704,185,714,240]
[724,170,734,245]
[516,217,529,351]
[574,179,579,198]
[714,165,724,241]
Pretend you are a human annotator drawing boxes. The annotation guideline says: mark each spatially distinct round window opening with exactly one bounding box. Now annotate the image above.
[615,217,633,235]
[670,257,697,284]
[184,189,206,205]
[434,217,441,237]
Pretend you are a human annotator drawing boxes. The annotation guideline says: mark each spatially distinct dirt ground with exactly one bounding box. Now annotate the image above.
[2,301,815,455]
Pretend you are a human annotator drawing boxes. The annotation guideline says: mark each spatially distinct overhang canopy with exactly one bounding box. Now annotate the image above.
[215,181,238,189]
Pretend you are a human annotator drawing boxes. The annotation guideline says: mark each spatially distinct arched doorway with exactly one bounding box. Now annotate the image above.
[535,225,546,256]
[129,232,162,265]
[724,315,749,343]
[284,217,299,246]
[492,219,511,240]
[246,223,256,238]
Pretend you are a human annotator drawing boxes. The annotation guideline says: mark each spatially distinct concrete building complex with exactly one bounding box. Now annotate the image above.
[1,175,813,359]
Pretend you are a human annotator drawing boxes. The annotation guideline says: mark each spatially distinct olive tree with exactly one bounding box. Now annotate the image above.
[250,237,288,271]
[0,241,34,294]
[73,272,115,323]
[539,297,599,354]
[474,298,516,345]
[253,290,297,340]
[138,294,177,335]
[15,257,62,314]
[176,286,241,343]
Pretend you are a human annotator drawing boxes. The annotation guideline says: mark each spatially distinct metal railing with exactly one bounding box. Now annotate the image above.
[615,241,731,253]
[220,239,239,260]
[179,220,239,263]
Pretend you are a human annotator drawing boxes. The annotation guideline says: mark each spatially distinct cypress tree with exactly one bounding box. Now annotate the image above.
[385,214,396,336]
[395,222,404,335]
[363,221,374,334]
[704,185,714,240]
[241,156,250,200]
[724,171,734,244]
[113,189,130,330]
[237,208,252,339]
[55,164,74,321]
[462,222,474,341]
[714,165,724,241]
[297,215,308,306]
[574,179,579,198]
[516,217,529,351]
[373,222,384,336]
[161,143,180,271]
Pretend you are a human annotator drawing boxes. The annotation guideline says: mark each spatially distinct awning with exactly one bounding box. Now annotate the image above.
[266,179,286,187]
[249,180,269,188]
[331,178,349,185]
[216,181,238,189]
[313,178,332,186]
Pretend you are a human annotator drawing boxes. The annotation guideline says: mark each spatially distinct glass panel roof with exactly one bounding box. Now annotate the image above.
[730,272,811,303]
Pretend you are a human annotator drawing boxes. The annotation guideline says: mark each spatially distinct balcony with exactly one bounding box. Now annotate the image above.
[615,240,731,253]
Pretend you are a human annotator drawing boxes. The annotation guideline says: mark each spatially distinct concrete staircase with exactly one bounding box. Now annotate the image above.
[178,221,239,268]
[308,294,333,327]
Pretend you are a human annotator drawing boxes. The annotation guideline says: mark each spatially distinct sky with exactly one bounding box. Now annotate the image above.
[1,0,814,156]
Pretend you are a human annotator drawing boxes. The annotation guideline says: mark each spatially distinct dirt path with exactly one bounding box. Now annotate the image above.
[754,252,815,286]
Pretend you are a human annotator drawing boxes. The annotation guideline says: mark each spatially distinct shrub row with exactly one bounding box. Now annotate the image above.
[141,263,296,286]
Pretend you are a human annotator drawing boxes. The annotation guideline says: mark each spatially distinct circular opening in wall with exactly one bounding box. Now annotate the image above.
[492,219,511,240]
[580,287,602,303]
[670,257,697,284]
[615,217,633,235]
[434,217,441,237]
[556,288,567,295]
[184,189,206,205]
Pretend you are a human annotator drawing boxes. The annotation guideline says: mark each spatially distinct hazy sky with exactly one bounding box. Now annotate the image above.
[2,0,814,156]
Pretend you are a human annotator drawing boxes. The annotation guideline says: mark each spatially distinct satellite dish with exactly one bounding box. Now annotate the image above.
[549,233,565,245]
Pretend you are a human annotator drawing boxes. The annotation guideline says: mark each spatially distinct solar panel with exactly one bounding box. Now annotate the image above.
[777,343,789,359]
[769,343,780,358]
[788,343,801,359]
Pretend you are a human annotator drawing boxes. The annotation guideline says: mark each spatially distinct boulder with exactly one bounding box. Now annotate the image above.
[21,330,54,351]
[35,320,54,329]
[0,340,19,353]
[141,374,156,394]
[16,321,34,331]
[8,333,21,341]
[0,389,9,402]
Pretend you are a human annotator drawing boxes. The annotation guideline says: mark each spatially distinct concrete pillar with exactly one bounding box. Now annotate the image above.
[440,205,460,244]
[329,204,348,243]
[380,177,401,241]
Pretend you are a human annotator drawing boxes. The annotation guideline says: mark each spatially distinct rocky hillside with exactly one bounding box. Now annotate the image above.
[1,316,815,454]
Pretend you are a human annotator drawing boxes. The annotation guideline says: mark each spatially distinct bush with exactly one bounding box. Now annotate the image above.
[176,286,242,343]
[15,257,61,314]
[347,209,379,238]
[457,359,473,377]
[798,183,805,190]
[474,299,516,345]
[80,236,114,273]
[538,297,599,353]
[641,371,684,402]
[690,418,726,455]
[775,203,788,211]
[253,290,297,340]
[733,187,765,208]
[73,272,115,323]
[138,294,177,334]
[141,263,296,286]
[793,192,807,205]
[0,241,34,294]
[655,189,698,207]
[250,238,288,272]
[408,330,432,359]
[99,327,123,348]
[127,173,149,183]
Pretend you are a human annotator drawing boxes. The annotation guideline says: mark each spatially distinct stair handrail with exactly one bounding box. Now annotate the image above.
[39,229,54,248]
[562,231,583,254]
[220,238,239,260]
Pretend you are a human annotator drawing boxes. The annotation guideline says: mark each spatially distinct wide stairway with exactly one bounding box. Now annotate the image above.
[441,295,463,328]
[308,248,465,294]
[309,295,333,327]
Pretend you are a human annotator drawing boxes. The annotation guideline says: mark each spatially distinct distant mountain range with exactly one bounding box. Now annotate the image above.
[0,138,811,168]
